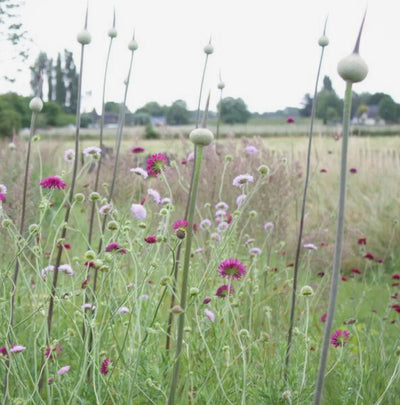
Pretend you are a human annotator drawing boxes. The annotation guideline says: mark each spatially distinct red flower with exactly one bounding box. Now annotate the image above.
[358,237,367,245]
[364,252,374,260]
[144,235,157,244]
[320,168,327,173]
[349,167,358,174]
[131,146,145,154]
[391,304,400,313]
[352,268,361,274]
[341,276,348,281]
[40,176,66,190]
[146,153,168,177]
[105,242,126,254]
[81,278,90,288]
[286,117,295,124]
[320,312,327,323]
[392,274,400,280]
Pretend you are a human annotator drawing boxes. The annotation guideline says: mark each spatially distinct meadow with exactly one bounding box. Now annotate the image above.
[1,129,400,404]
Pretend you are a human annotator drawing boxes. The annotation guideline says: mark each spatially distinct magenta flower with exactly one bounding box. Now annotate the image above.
[45,344,62,360]
[320,168,327,173]
[57,365,70,375]
[131,146,145,154]
[364,252,374,260]
[216,284,234,298]
[0,193,5,203]
[40,176,66,190]
[352,268,361,275]
[173,219,189,230]
[204,308,215,322]
[218,258,246,279]
[349,167,358,174]
[203,297,211,304]
[105,242,126,254]
[320,313,327,323]
[0,346,8,356]
[286,117,295,124]
[358,237,367,245]
[392,273,400,280]
[330,329,350,348]
[101,358,111,375]
[144,235,157,244]
[146,153,168,177]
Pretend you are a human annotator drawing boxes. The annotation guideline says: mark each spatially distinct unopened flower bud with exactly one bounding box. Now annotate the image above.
[77,29,92,45]
[338,53,368,83]
[217,81,225,90]
[301,285,314,296]
[89,192,101,201]
[318,35,329,47]
[204,42,214,55]
[74,193,85,203]
[108,28,118,38]
[189,128,214,146]
[29,97,43,113]
[171,305,184,314]
[128,39,138,51]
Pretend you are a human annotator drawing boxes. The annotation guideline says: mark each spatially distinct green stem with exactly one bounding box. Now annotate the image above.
[195,55,209,127]
[284,43,326,383]
[168,146,204,405]
[313,81,353,405]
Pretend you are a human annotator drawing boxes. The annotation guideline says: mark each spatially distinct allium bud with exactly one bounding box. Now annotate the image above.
[29,97,43,112]
[128,39,138,51]
[108,28,118,38]
[189,128,214,146]
[217,81,225,90]
[318,35,329,47]
[204,42,214,55]
[338,53,368,83]
[77,29,92,45]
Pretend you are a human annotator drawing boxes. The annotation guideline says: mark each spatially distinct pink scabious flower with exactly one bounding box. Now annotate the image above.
[0,346,7,356]
[83,146,102,159]
[217,221,229,232]
[216,284,234,298]
[64,149,75,162]
[215,202,229,211]
[147,188,161,204]
[320,313,327,323]
[101,358,111,375]
[105,242,126,254]
[173,219,189,230]
[118,306,129,314]
[58,264,74,276]
[0,184,7,194]
[330,329,350,348]
[218,259,246,279]
[199,219,212,230]
[286,117,295,124]
[232,174,254,188]
[57,365,70,375]
[0,193,5,203]
[245,145,258,155]
[40,176,66,190]
[99,204,113,215]
[130,167,148,179]
[236,194,247,207]
[144,235,157,244]
[264,222,274,234]
[249,247,262,256]
[41,265,55,279]
[45,344,62,360]
[131,203,146,220]
[10,345,26,353]
[131,146,145,154]
[304,243,317,251]
[204,308,215,322]
[146,153,168,177]
[187,152,195,162]
[320,168,327,173]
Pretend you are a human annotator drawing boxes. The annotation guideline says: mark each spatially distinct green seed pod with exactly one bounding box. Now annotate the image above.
[128,39,138,51]
[32,135,41,143]
[89,192,101,201]
[2,219,12,228]
[217,81,225,90]
[301,285,314,296]
[84,250,96,261]
[258,164,270,176]
[29,224,39,234]
[108,28,117,38]
[171,305,184,314]
[225,154,233,162]
[77,29,92,45]
[29,97,43,112]
[189,128,214,146]
[318,35,329,47]
[337,53,368,83]
[107,221,119,231]
[74,193,85,203]
[190,287,200,296]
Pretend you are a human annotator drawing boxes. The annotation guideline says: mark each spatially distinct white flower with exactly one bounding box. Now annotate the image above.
[232,174,254,188]
[131,204,146,220]
[0,184,7,194]
[130,167,148,179]
[58,264,74,276]
[64,149,75,163]
[147,188,161,204]
[83,146,102,159]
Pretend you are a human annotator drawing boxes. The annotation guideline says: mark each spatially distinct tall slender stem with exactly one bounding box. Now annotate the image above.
[195,55,209,127]
[168,146,204,405]
[313,81,353,405]
[284,42,326,382]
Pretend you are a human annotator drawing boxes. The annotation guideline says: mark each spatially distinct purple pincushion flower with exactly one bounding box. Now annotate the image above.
[216,284,234,298]
[146,153,168,177]
[330,329,350,347]
[218,258,246,279]
[40,176,66,190]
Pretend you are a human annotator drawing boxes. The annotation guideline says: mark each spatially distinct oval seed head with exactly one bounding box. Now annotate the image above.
[204,42,214,55]
[108,28,118,38]
[77,29,92,45]
[300,285,314,296]
[29,97,43,113]
[337,53,368,83]
[128,39,138,51]
[189,128,214,146]
[217,81,225,90]
[318,35,329,47]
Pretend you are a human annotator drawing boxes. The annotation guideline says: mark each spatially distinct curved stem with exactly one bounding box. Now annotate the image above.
[313,81,353,405]
[168,146,204,405]
[284,43,326,383]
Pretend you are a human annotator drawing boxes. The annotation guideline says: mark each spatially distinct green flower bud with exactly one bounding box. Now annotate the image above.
[2,218,12,228]
[189,128,214,146]
[225,154,233,162]
[258,165,270,175]
[107,221,119,231]
[29,97,43,112]
[338,53,368,83]
[108,28,118,38]
[138,222,146,229]
[318,35,329,47]
[74,193,85,203]
[160,276,171,286]
[29,224,39,234]
[300,285,314,296]
[184,326,192,333]
[89,192,101,201]
[171,305,184,314]
[32,135,41,142]
[84,250,96,261]
[190,287,200,296]
[249,210,257,218]
[128,39,138,51]
[77,29,92,45]
[159,208,168,216]
[203,42,214,55]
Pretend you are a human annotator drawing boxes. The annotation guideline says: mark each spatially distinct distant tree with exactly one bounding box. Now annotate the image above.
[105,101,122,114]
[64,50,78,113]
[0,108,21,136]
[300,93,313,117]
[316,76,342,124]
[219,97,251,124]
[43,101,62,126]
[0,92,30,127]
[30,52,48,95]
[322,76,333,91]
[133,112,151,125]
[368,92,387,106]
[166,99,190,125]
[379,96,400,123]
[135,101,166,117]
[55,53,66,106]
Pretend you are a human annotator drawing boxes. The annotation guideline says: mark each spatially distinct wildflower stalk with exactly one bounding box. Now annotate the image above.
[168,125,214,405]
[374,355,400,405]
[4,77,43,401]
[216,72,225,140]
[314,14,367,403]
[87,11,116,246]
[283,19,328,383]
[165,43,212,350]
[38,9,90,391]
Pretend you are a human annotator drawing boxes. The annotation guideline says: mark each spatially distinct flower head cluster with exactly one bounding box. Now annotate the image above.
[330,329,350,348]
[64,149,75,162]
[58,264,74,276]
[130,167,148,179]
[131,203,146,220]
[148,188,161,204]
[146,153,168,177]
[232,174,254,188]
[0,184,7,201]
[105,242,127,254]
[216,284,234,298]
[218,258,246,279]
[83,146,102,159]
[173,219,189,231]
[45,344,62,360]
[99,204,113,215]
[131,146,145,154]
[245,145,258,155]
[40,176,66,190]
[101,358,111,375]
[144,235,157,244]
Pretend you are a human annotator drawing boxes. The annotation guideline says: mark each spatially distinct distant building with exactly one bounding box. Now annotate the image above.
[352,105,385,125]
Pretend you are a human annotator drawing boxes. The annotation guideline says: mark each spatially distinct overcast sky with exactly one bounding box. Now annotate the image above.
[2,0,399,113]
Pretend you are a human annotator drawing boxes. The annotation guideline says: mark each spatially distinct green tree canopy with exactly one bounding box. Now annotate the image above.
[219,97,251,124]
[166,99,190,125]
[379,96,400,123]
